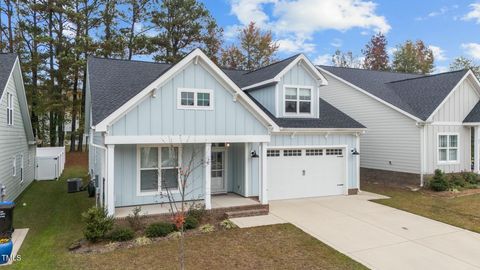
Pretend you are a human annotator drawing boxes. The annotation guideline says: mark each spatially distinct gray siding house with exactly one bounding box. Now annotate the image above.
[318,66,480,185]
[0,54,36,201]
[86,49,365,217]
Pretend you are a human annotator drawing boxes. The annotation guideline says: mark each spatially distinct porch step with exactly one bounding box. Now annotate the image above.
[225,208,269,219]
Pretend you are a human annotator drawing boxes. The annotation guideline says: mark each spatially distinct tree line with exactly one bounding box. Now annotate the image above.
[333,32,480,78]
[0,0,277,151]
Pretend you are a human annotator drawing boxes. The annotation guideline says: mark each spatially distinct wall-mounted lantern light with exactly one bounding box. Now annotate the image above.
[351,148,360,156]
[251,150,259,158]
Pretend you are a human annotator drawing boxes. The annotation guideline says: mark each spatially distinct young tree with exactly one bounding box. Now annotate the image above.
[151,0,221,63]
[332,49,362,68]
[392,40,434,74]
[362,32,389,71]
[220,22,278,70]
[450,57,480,79]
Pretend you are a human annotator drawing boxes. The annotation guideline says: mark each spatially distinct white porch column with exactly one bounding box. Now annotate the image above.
[106,144,115,216]
[260,142,268,204]
[204,143,212,210]
[475,126,480,173]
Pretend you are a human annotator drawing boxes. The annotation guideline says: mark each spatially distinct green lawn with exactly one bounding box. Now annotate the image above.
[8,153,367,270]
[363,183,480,233]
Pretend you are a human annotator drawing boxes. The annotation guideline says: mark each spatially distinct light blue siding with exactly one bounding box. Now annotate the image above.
[278,64,319,118]
[249,85,276,115]
[227,143,246,195]
[110,62,268,136]
[269,133,359,188]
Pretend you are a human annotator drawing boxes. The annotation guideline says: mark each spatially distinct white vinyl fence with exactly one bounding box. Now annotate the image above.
[35,147,66,180]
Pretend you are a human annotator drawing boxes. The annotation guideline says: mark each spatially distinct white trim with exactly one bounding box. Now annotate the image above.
[475,126,480,173]
[136,145,183,197]
[0,57,17,104]
[429,122,465,126]
[463,122,480,126]
[282,84,314,117]
[244,143,249,197]
[20,154,24,184]
[437,132,460,164]
[275,129,366,134]
[242,78,279,91]
[204,143,212,210]
[274,83,279,117]
[260,142,268,204]
[106,145,115,216]
[211,146,227,194]
[176,88,214,110]
[356,135,360,191]
[105,135,270,144]
[420,126,425,186]
[12,156,16,177]
[317,66,424,122]
[426,71,480,122]
[6,92,14,126]
[93,49,279,132]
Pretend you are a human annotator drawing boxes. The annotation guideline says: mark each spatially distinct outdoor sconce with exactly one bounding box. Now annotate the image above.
[351,148,360,156]
[251,150,259,158]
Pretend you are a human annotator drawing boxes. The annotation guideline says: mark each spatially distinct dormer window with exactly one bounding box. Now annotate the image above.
[284,86,312,115]
[177,88,213,110]
[6,92,13,125]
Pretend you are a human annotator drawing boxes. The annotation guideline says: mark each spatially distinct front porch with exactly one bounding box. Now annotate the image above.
[115,193,261,218]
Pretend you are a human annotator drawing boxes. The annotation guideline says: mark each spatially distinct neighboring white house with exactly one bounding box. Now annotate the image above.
[318,66,480,186]
[0,53,36,201]
[86,49,365,217]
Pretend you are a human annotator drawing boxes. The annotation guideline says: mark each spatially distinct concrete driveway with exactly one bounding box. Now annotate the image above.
[232,192,480,270]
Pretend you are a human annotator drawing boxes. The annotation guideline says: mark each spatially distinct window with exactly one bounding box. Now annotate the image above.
[12,156,16,176]
[177,88,213,110]
[267,150,280,157]
[6,92,13,125]
[326,149,343,156]
[438,134,458,163]
[306,149,323,156]
[284,149,302,156]
[284,86,312,115]
[138,146,181,195]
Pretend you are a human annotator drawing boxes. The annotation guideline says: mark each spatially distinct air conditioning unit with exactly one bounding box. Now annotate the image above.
[67,178,82,193]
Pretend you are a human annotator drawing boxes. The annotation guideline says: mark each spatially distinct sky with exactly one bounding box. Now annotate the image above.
[200,0,480,73]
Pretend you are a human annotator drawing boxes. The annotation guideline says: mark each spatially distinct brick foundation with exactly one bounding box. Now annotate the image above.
[348,188,359,195]
[361,167,421,187]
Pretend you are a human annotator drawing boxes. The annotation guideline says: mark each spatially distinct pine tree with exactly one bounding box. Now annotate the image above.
[362,33,389,71]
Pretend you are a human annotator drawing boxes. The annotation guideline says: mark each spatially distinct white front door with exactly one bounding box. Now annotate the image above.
[211,149,226,194]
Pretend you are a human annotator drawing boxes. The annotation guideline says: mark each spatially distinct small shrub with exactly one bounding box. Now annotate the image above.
[450,174,466,188]
[184,216,199,230]
[187,204,206,221]
[220,219,237,230]
[134,236,152,246]
[82,207,114,242]
[126,206,143,231]
[429,169,450,192]
[109,227,134,242]
[199,224,215,233]
[145,222,175,238]
[462,172,479,185]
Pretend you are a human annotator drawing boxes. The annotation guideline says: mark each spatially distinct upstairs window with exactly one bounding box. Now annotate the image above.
[438,134,458,163]
[6,92,13,125]
[284,86,312,115]
[177,88,213,110]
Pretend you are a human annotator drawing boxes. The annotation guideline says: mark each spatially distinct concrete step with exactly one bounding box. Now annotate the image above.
[225,208,269,219]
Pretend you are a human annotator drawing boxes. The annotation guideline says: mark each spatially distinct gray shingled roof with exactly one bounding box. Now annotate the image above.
[464,101,480,123]
[88,57,171,125]
[245,92,365,129]
[88,56,364,129]
[320,66,469,121]
[0,53,17,99]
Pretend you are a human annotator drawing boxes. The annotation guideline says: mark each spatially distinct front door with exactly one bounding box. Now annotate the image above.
[211,149,226,194]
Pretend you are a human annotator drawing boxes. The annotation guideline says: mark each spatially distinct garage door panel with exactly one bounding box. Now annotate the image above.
[268,148,346,200]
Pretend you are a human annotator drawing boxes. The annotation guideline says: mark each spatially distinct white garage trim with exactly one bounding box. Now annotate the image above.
[266,145,349,198]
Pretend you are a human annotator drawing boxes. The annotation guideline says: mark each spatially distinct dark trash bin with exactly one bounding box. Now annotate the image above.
[87,180,96,198]
[0,202,15,237]
[67,178,82,193]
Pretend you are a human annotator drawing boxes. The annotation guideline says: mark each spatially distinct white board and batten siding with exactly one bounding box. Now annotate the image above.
[320,72,421,174]
[0,65,35,201]
[424,78,480,174]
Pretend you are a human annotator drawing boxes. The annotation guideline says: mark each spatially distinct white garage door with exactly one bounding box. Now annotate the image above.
[267,147,346,200]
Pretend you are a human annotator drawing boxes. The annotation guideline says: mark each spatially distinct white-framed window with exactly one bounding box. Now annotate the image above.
[137,146,182,196]
[306,149,323,156]
[177,88,214,110]
[326,149,343,156]
[267,149,280,157]
[283,149,302,156]
[438,133,459,163]
[284,85,313,115]
[6,92,13,125]
[12,156,16,176]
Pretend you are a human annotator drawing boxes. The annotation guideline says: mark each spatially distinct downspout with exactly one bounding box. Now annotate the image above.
[417,122,427,187]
